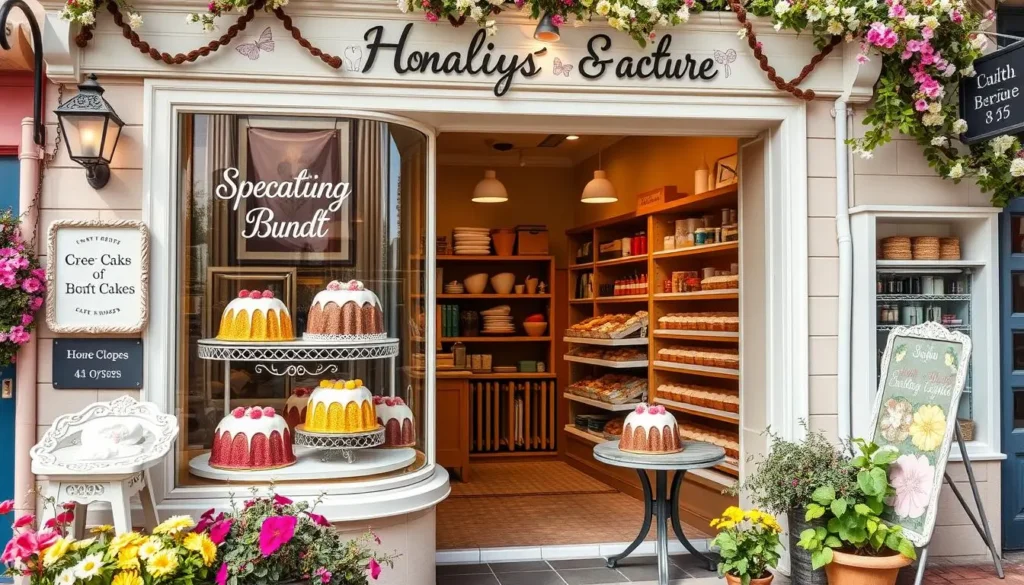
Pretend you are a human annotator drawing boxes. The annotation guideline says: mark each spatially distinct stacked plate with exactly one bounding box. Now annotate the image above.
[444,281,465,294]
[481,305,514,335]
[454,227,492,255]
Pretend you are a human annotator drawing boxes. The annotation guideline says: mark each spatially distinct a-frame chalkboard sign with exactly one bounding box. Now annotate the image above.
[871,322,1003,584]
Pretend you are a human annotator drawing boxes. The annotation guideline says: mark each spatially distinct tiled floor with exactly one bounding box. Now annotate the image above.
[896,558,1024,585]
[436,554,720,585]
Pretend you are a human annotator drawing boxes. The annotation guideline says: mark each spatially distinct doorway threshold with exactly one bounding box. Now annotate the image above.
[436,538,711,565]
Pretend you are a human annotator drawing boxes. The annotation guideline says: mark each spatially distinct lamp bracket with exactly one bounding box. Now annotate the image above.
[85,164,110,190]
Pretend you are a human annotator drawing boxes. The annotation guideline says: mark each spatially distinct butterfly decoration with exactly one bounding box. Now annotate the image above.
[552,57,573,78]
[236,27,274,61]
[714,49,737,77]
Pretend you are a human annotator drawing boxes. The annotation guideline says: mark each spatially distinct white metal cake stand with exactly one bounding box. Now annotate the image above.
[293,425,385,463]
[188,445,415,481]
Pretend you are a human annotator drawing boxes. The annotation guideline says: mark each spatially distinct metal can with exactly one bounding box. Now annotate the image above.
[694,228,707,245]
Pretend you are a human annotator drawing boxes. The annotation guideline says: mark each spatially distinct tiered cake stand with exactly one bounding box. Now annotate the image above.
[188,336,416,481]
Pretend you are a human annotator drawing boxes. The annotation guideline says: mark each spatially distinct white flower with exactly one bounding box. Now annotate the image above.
[922,112,946,127]
[470,5,483,20]
[825,4,839,15]
[614,3,634,18]
[991,134,1015,156]
[56,569,76,585]
[676,5,689,21]
[80,11,95,25]
[596,0,611,14]
[737,27,748,39]
[658,14,668,24]
[485,19,497,35]
[185,13,197,23]
[847,20,860,31]
[859,149,874,159]
[948,163,964,179]
[73,555,104,581]
[127,12,143,29]
[827,20,844,34]
[638,0,657,10]
[395,0,409,11]
[978,167,989,178]
[608,16,621,28]
[774,0,790,15]
[952,119,968,134]
[774,21,783,30]
[937,0,951,11]
[456,0,471,10]
[971,34,989,50]
[842,5,857,18]
[922,15,939,29]
[931,136,948,147]
[928,102,942,114]
[864,0,877,7]
[574,17,586,26]
[806,6,823,21]
[1011,159,1024,178]
[903,14,919,28]
[960,65,976,77]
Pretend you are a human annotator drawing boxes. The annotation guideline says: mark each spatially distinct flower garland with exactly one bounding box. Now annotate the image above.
[58,0,1019,205]
[0,211,46,368]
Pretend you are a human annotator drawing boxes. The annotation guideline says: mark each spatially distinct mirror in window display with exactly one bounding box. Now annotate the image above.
[177,113,430,485]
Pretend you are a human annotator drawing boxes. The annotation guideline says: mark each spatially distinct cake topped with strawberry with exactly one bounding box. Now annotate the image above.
[216,289,294,341]
[304,280,386,340]
[209,406,296,470]
[619,404,682,454]
[374,395,415,448]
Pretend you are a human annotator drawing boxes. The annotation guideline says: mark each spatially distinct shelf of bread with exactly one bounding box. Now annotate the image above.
[566,374,646,407]
[875,259,985,268]
[564,424,607,444]
[654,290,739,301]
[563,336,649,347]
[563,355,649,368]
[653,330,739,341]
[655,312,738,333]
[563,393,643,411]
[679,423,739,460]
[564,311,648,341]
[655,346,738,369]
[564,346,648,369]
[653,241,738,259]
[655,398,739,424]
[653,361,740,380]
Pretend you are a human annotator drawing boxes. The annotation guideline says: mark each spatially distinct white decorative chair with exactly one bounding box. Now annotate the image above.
[30,395,178,537]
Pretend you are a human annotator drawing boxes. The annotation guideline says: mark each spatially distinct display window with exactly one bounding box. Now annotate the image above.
[174,113,429,487]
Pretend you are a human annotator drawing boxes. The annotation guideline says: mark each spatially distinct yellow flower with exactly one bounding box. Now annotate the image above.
[137,537,164,560]
[71,538,96,551]
[909,404,946,452]
[111,570,143,585]
[722,506,744,523]
[746,509,763,523]
[153,515,194,535]
[108,532,143,557]
[146,549,179,578]
[116,547,140,571]
[42,538,73,567]
[90,525,114,535]
[183,533,217,567]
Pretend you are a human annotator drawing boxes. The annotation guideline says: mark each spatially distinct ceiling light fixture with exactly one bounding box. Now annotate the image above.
[581,150,617,204]
[533,13,560,42]
[472,170,508,203]
[565,135,580,141]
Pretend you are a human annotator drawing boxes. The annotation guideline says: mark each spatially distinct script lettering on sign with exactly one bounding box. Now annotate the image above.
[958,41,1024,143]
[47,221,149,334]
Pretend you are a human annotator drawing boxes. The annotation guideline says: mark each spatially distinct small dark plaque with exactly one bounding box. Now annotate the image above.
[958,40,1024,144]
[52,338,143,390]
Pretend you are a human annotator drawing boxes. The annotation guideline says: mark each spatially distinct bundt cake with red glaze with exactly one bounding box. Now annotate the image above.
[374,396,415,448]
[619,404,682,454]
[284,388,312,431]
[304,280,385,340]
[209,406,296,470]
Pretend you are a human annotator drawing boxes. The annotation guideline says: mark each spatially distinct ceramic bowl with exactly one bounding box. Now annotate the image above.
[523,322,548,337]
[490,272,516,295]
[464,273,488,294]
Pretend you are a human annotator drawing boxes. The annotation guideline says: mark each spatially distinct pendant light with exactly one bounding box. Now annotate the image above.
[534,12,560,42]
[472,170,508,203]
[581,150,617,204]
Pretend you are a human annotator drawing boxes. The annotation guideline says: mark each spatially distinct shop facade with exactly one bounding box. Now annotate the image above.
[15,0,1007,579]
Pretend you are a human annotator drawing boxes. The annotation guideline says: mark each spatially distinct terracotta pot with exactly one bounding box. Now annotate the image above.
[491,229,515,257]
[824,550,913,585]
[725,572,774,585]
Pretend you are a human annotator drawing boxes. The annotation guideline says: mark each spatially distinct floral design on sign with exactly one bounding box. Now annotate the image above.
[887,453,935,519]
[909,404,946,452]
[713,49,737,78]
[879,398,913,443]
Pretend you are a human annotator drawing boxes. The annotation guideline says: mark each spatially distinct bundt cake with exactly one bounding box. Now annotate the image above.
[304,379,377,434]
[284,387,312,431]
[216,289,294,341]
[209,406,296,470]
[374,396,416,447]
[304,280,385,340]
[619,404,682,454]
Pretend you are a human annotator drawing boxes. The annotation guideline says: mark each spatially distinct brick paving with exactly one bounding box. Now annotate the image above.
[897,559,1022,585]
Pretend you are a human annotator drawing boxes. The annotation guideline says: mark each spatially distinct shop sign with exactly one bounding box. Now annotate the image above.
[51,338,143,390]
[46,220,149,335]
[958,41,1024,144]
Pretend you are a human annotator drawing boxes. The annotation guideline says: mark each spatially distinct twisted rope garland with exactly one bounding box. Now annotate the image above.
[71,0,836,100]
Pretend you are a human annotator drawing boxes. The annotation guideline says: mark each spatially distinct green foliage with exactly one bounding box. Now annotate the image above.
[796,439,918,569]
[710,508,783,585]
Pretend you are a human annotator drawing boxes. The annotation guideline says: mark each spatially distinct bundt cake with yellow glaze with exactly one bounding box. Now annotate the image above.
[216,289,294,341]
[304,379,378,434]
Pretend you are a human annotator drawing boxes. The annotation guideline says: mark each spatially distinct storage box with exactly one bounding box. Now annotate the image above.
[518,360,538,373]
[516,225,549,255]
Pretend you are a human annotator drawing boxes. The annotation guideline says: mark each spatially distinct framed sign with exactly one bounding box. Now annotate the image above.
[957,40,1024,144]
[52,338,143,390]
[46,220,150,335]
[869,322,972,546]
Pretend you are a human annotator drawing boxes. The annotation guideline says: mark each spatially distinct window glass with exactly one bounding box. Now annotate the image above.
[176,113,428,487]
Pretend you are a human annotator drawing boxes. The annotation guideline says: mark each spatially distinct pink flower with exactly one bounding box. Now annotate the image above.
[210,518,233,544]
[915,99,928,112]
[12,531,41,556]
[272,494,292,506]
[201,508,216,520]
[856,53,869,64]
[368,558,382,580]
[20,314,32,327]
[8,326,29,345]
[307,512,331,527]
[30,269,45,281]
[315,567,332,584]
[195,517,212,534]
[216,563,229,585]
[13,514,34,529]
[0,540,20,564]
[888,3,906,18]
[551,14,564,26]
[54,511,73,526]
[950,9,962,23]
[29,297,43,311]
[866,22,898,49]
[921,26,933,40]
[21,277,40,294]
[258,515,297,557]
[36,531,58,550]
[887,454,934,519]
[0,500,14,515]
[425,11,438,21]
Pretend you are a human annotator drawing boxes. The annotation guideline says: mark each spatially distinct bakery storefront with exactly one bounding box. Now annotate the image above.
[25,0,1006,579]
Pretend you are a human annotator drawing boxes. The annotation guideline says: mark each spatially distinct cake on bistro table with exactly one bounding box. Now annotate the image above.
[305,280,385,340]
[209,406,297,471]
[619,404,683,454]
[304,379,378,434]
[284,387,312,431]
[216,289,294,341]
[374,396,416,448]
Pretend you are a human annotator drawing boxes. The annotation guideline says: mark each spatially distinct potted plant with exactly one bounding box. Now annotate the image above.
[710,506,782,585]
[737,427,857,585]
[796,439,917,585]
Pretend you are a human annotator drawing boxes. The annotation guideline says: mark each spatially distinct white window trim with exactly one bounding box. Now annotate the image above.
[142,78,810,518]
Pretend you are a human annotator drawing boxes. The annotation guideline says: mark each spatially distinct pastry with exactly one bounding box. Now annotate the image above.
[304,379,378,434]
[216,289,294,341]
[375,396,416,447]
[284,387,312,431]
[619,404,682,454]
[209,406,296,470]
[305,280,385,340]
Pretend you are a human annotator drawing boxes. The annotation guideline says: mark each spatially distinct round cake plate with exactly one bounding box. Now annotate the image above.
[293,425,385,463]
[196,338,400,362]
[187,446,416,481]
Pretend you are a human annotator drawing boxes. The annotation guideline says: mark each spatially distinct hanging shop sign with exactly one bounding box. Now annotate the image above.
[46,220,150,335]
[868,322,971,545]
[51,338,143,390]
[958,40,1024,144]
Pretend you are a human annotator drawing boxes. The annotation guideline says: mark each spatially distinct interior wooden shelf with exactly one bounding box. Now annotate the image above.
[650,184,739,215]
[458,372,557,379]
[563,355,649,368]
[655,397,739,424]
[653,241,738,259]
[563,393,642,411]
[437,294,552,299]
[654,290,739,301]
[562,336,649,347]
[569,263,594,271]
[594,295,649,303]
[594,255,648,268]
[564,424,607,444]
[653,329,739,342]
[441,336,552,342]
[653,361,740,380]
[436,255,555,261]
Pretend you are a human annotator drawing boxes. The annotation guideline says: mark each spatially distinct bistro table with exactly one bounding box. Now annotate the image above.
[593,440,726,585]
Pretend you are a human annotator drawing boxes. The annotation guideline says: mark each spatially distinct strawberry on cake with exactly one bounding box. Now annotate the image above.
[374,396,416,448]
[619,404,682,454]
[209,406,297,470]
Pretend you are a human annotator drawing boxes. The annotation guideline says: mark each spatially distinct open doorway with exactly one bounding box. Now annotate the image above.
[432,131,760,554]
